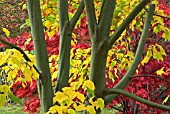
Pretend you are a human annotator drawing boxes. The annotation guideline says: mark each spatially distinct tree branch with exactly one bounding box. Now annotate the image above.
[55,0,71,92]
[0,38,41,75]
[98,0,116,38]
[131,74,170,84]
[105,4,155,105]
[114,3,155,90]
[83,0,97,35]
[69,1,84,31]
[104,88,170,111]
[58,0,69,31]
[108,0,150,49]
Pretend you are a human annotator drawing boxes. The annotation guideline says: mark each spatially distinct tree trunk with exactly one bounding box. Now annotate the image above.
[55,0,85,92]
[90,39,109,97]
[26,0,53,113]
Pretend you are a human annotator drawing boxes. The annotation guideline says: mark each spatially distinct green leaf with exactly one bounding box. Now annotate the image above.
[8,92,20,104]
[87,87,94,96]
[110,61,117,68]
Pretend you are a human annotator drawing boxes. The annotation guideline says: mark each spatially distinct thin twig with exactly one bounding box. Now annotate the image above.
[0,63,7,68]
[130,74,170,84]
[144,7,170,19]
[110,106,123,112]
[0,2,9,4]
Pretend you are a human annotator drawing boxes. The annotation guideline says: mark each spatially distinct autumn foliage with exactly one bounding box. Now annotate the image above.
[0,0,170,114]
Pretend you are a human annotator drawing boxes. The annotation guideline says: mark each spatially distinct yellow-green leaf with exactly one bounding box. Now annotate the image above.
[0,94,6,107]
[0,85,10,95]
[11,57,22,67]
[68,109,76,114]
[86,105,96,114]
[162,95,169,104]
[22,67,32,82]
[162,28,170,41]
[96,98,104,110]
[22,4,27,10]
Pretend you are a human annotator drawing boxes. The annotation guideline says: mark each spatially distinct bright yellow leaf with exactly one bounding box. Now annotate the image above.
[7,70,17,81]
[86,105,96,114]
[82,80,95,91]
[156,67,165,75]
[0,53,9,66]
[13,50,23,60]
[74,103,85,111]
[54,92,69,104]
[44,20,52,30]
[46,105,58,114]
[2,28,10,37]
[76,92,85,103]
[53,92,65,103]
[52,71,57,79]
